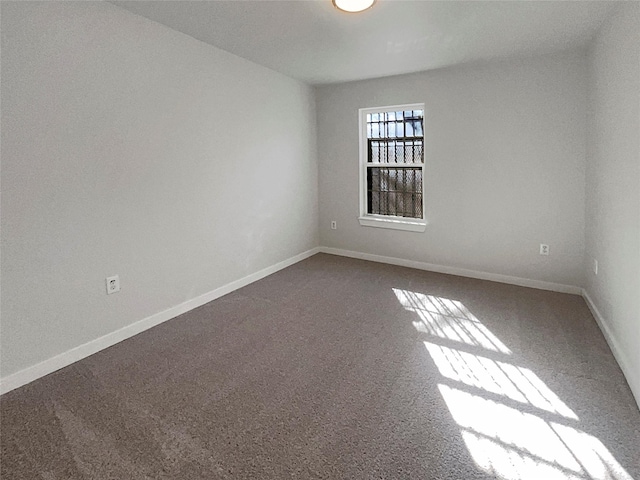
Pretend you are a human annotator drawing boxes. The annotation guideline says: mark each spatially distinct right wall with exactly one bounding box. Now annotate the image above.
[585,2,640,406]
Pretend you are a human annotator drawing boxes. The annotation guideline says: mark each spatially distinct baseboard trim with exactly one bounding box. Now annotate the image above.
[320,247,582,295]
[0,247,321,396]
[582,289,640,409]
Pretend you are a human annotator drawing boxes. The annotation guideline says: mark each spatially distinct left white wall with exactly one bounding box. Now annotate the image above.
[0,2,318,384]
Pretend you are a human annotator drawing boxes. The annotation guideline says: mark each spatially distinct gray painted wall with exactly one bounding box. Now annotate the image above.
[0,2,318,378]
[316,50,587,287]
[585,2,640,401]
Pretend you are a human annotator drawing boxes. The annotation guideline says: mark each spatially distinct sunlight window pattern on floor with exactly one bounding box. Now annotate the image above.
[393,288,632,480]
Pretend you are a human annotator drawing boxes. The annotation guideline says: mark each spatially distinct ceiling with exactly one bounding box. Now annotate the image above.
[111,0,616,85]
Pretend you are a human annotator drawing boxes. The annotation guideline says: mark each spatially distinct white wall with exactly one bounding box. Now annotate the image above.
[585,3,640,403]
[317,50,587,287]
[0,2,318,379]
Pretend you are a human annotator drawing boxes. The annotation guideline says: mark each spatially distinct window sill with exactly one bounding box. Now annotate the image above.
[358,216,426,232]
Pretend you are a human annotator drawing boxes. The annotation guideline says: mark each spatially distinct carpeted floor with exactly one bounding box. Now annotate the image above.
[1,253,638,479]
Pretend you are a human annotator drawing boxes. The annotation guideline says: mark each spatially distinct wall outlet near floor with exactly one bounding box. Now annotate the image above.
[539,244,549,256]
[331,220,337,230]
[593,259,598,275]
[106,275,120,294]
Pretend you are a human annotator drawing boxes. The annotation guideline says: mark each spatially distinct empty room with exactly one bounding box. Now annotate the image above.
[1,0,638,479]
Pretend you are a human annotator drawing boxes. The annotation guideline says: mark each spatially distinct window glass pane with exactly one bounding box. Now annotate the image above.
[364,105,424,219]
[388,122,396,138]
[370,141,380,162]
[387,142,395,163]
[367,167,423,218]
[406,121,414,137]
[367,139,423,164]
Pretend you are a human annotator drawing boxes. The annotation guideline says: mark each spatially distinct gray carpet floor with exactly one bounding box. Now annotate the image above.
[1,253,639,479]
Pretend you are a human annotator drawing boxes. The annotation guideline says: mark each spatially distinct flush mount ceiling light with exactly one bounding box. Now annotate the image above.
[332,0,376,13]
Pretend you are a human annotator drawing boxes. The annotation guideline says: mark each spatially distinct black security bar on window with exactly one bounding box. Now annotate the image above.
[368,138,424,164]
[366,110,424,141]
[367,167,423,218]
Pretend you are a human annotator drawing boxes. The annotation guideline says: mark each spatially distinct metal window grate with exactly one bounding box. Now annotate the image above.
[366,109,424,218]
[367,167,423,218]
[366,110,424,141]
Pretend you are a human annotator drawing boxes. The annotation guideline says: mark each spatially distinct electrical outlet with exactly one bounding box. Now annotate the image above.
[539,244,549,256]
[106,275,120,294]
[331,220,337,230]
[593,259,598,275]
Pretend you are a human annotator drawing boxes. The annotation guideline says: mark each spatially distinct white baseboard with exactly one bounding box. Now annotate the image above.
[0,247,321,396]
[320,247,582,295]
[582,289,640,409]
[7,245,633,413]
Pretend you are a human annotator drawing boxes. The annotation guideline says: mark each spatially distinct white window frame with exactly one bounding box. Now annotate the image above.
[358,103,427,232]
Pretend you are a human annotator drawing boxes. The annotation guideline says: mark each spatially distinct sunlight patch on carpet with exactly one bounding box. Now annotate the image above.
[393,288,633,480]
[393,288,511,354]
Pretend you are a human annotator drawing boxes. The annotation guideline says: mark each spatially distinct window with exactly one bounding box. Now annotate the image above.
[358,104,426,232]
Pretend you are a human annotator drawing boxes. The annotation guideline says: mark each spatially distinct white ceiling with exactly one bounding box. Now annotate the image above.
[111,0,616,85]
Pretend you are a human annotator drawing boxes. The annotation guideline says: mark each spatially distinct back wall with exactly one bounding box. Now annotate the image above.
[316,49,587,288]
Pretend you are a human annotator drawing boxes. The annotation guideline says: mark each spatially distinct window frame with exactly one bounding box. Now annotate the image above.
[358,103,427,232]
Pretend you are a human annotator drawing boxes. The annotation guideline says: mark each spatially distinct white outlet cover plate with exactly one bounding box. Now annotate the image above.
[106,275,120,294]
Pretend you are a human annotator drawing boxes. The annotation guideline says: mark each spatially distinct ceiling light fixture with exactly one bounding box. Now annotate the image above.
[332,0,376,13]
